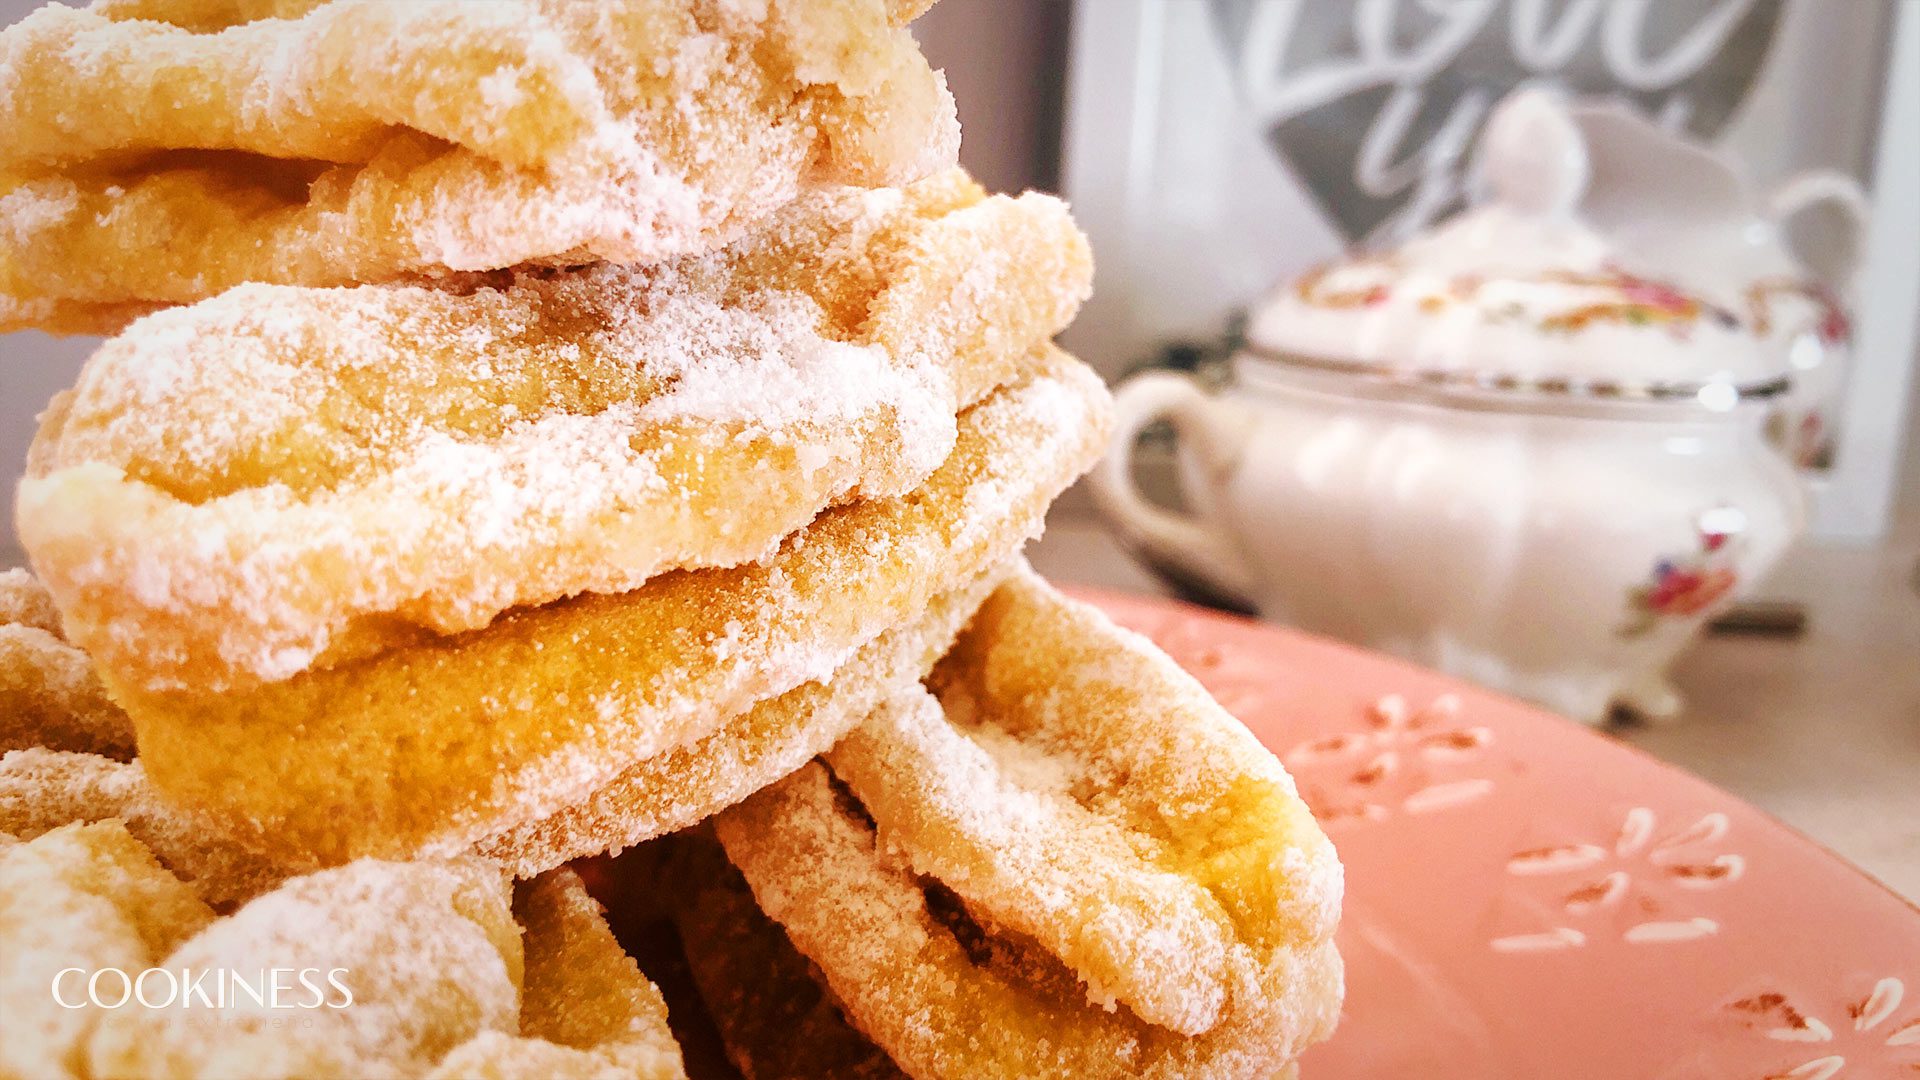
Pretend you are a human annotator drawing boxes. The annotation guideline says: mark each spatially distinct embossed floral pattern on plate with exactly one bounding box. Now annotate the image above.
[1491,807,1743,952]
[1080,586,1920,1080]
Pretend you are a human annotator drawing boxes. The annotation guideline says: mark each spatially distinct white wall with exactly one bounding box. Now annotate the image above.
[0,327,92,571]
[915,0,1071,195]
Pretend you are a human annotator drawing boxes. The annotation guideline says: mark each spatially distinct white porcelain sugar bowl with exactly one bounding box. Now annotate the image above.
[1093,90,1810,725]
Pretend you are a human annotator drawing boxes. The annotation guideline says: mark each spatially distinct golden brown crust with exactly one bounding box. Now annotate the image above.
[0,567,62,634]
[0,820,217,1080]
[21,173,1091,695]
[0,747,283,907]
[475,562,1010,878]
[715,569,1343,1079]
[0,570,135,761]
[661,829,908,1079]
[0,0,959,329]
[114,351,1110,869]
[425,868,687,1079]
[0,627,135,761]
[0,821,687,1077]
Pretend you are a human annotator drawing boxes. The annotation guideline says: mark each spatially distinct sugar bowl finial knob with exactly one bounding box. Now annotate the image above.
[1473,88,1588,217]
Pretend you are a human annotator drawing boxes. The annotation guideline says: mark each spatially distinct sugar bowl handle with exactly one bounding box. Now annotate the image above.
[1767,169,1871,289]
[1092,372,1257,601]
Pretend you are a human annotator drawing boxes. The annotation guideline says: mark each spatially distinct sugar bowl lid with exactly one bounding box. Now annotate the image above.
[1243,91,1804,406]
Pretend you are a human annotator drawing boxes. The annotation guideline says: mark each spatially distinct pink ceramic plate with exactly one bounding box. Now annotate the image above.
[1073,588,1920,1080]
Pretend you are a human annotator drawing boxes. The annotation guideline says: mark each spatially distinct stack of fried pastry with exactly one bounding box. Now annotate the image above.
[2,1,1342,1077]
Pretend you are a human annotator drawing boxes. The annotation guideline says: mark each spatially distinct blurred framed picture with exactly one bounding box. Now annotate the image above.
[1062,0,1919,539]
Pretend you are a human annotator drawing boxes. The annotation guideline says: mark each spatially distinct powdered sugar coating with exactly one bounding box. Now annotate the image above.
[475,560,1010,877]
[88,858,522,1079]
[1,625,135,761]
[3,568,132,760]
[928,567,1342,949]
[0,0,960,330]
[656,828,910,1078]
[22,174,1092,693]
[0,822,685,1077]
[424,869,686,1079]
[0,747,283,906]
[716,569,1344,1078]
[0,567,61,634]
[115,350,1110,869]
[830,691,1236,1035]
[0,820,215,1080]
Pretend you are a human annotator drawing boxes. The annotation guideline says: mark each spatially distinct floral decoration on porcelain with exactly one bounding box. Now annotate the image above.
[1744,276,1851,344]
[1292,258,1746,339]
[1290,258,1396,309]
[1533,268,1740,337]
[1618,510,1744,639]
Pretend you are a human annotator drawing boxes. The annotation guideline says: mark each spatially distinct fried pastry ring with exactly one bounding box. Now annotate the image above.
[476,559,1009,878]
[0,747,282,907]
[421,869,687,1080]
[0,566,61,631]
[83,853,529,1079]
[715,569,1343,1079]
[112,349,1109,870]
[0,0,957,331]
[0,819,216,1080]
[20,172,1090,695]
[1,570,134,759]
[658,828,909,1079]
[1,817,685,1079]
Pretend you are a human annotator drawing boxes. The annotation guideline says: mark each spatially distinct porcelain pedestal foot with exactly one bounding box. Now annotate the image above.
[1616,673,1684,724]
